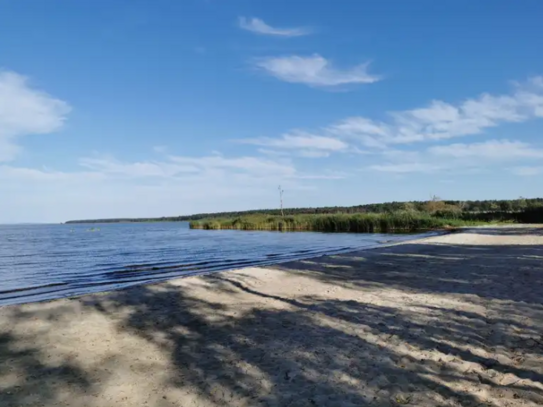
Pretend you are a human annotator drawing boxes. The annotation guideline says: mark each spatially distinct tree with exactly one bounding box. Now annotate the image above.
[278,186,284,217]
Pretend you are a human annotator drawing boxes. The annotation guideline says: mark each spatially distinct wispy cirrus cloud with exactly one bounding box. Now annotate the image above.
[235,132,348,158]
[368,139,543,174]
[369,162,444,174]
[0,70,71,162]
[428,139,543,159]
[238,17,311,37]
[330,77,543,147]
[80,153,297,179]
[168,153,297,177]
[255,54,381,88]
[79,156,200,178]
[0,165,103,182]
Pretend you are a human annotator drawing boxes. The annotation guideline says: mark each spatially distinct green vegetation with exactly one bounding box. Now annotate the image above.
[190,204,543,233]
[65,197,543,224]
[190,212,484,233]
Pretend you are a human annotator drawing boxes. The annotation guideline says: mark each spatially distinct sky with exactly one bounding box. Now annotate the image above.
[1,0,543,223]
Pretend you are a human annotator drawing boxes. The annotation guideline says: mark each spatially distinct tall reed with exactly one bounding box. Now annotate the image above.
[189,212,480,233]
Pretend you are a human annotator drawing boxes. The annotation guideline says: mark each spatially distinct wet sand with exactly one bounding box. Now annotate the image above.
[1,226,543,407]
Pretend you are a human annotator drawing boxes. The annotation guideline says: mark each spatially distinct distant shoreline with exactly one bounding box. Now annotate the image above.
[64,198,543,224]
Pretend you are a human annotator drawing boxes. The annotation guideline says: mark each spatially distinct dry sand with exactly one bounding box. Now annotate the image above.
[1,226,543,407]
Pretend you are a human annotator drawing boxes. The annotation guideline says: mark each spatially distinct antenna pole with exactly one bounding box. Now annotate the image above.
[278,185,284,217]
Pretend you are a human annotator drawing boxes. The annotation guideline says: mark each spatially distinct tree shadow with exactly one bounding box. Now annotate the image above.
[0,306,94,406]
[79,266,543,406]
[80,284,485,406]
[272,242,543,304]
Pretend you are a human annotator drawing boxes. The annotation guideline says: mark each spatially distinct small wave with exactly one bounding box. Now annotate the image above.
[0,224,416,306]
[0,282,69,305]
[0,282,67,296]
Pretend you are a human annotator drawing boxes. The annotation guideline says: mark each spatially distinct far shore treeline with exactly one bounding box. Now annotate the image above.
[66,198,543,231]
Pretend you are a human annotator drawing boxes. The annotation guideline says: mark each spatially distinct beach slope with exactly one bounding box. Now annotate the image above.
[1,226,543,406]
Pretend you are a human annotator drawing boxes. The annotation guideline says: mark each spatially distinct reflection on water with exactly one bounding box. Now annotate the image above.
[0,222,422,306]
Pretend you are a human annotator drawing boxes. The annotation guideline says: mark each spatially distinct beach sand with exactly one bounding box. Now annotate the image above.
[1,226,543,407]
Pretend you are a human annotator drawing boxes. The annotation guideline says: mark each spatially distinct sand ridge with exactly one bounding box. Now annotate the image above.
[1,226,543,406]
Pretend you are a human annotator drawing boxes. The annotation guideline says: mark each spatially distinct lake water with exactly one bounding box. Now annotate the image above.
[0,222,422,306]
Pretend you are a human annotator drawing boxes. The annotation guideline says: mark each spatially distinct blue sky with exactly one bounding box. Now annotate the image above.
[1,0,543,223]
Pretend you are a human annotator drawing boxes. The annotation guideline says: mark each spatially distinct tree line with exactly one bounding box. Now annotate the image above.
[65,197,543,224]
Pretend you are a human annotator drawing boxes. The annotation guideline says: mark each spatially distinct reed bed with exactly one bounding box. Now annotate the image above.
[189,212,483,233]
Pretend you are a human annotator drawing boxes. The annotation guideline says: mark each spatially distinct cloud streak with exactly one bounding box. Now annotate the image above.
[238,17,311,37]
[235,132,348,158]
[79,153,298,179]
[428,139,543,159]
[368,139,543,174]
[255,55,381,88]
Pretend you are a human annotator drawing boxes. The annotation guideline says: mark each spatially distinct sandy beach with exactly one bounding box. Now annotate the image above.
[1,226,542,407]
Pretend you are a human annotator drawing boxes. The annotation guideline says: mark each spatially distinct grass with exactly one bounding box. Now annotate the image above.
[189,212,488,233]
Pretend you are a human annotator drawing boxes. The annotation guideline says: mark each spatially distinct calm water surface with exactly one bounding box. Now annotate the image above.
[0,222,421,306]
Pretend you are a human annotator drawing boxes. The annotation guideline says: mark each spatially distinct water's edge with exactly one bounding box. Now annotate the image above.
[0,229,446,308]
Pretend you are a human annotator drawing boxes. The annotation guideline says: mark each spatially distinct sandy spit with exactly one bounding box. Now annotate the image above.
[1,226,543,407]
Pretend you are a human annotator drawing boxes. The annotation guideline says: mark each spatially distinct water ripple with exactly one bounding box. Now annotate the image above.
[0,222,419,306]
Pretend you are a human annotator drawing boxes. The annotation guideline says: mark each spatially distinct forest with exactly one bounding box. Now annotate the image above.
[65,197,543,224]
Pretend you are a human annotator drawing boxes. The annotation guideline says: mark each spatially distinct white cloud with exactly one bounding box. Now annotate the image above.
[0,165,102,182]
[236,132,347,151]
[329,117,389,148]
[78,153,298,179]
[330,77,543,147]
[3,153,301,186]
[368,139,543,174]
[256,148,291,157]
[235,132,349,158]
[238,17,311,37]
[429,139,543,159]
[79,156,200,178]
[295,172,347,180]
[168,153,297,177]
[0,70,71,162]
[369,162,443,174]
[255,54,381,87]
[232,76,543,161]
[298,150,331,158]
